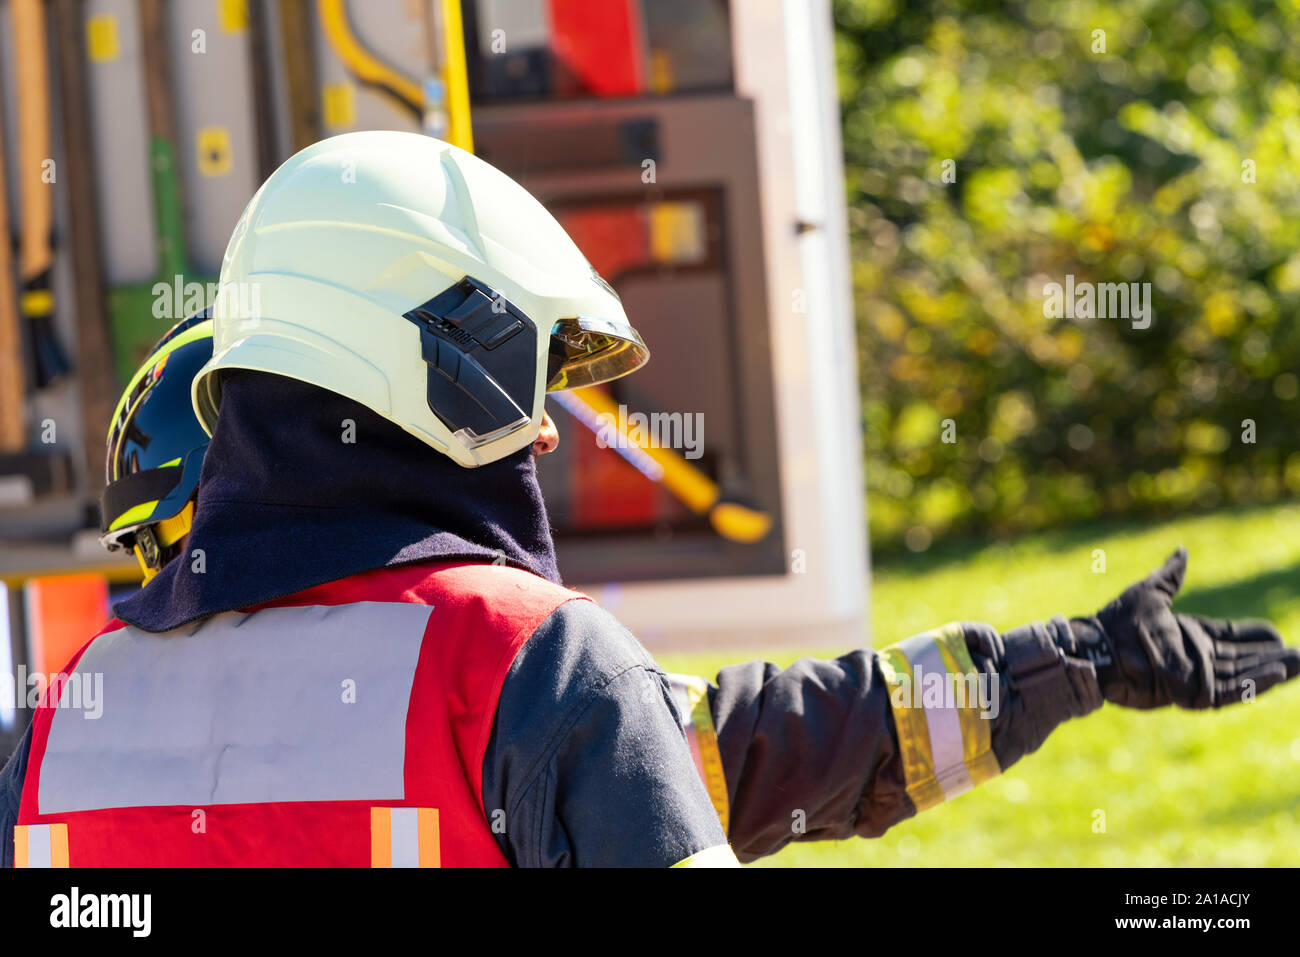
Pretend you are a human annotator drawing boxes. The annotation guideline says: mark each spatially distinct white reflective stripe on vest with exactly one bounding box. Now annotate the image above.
[894,631,973,801]
[37,602,433,814]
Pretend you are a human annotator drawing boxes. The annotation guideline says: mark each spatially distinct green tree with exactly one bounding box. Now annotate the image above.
[836,0,1300,549]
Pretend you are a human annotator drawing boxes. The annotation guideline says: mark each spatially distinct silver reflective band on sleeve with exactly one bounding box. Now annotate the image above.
[671,844,740,868]
[38,602,434,813]
[668,674,702,746]
[895,632,973,800]
[879,623,1001,813]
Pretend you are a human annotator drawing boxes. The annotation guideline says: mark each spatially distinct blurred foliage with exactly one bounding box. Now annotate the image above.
[834,0,1300,550]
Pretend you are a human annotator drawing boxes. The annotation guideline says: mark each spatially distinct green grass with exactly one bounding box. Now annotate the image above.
[656,502,1300,866]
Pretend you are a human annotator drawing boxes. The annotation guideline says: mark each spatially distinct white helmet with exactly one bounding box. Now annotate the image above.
[193,131,648,467]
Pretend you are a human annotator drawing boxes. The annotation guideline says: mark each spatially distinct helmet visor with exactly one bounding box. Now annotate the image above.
[106,343,212,486]
[546,316,649,392]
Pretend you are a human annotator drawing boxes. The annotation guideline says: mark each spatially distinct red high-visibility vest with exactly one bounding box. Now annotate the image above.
[15,561,587,867]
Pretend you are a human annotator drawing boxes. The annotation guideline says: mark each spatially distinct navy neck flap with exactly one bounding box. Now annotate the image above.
[113,371,561,633]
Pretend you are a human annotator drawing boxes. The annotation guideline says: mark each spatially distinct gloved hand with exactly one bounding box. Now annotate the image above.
[1068,547,1300,709]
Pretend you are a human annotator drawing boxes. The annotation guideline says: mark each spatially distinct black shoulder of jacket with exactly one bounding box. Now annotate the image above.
[482,598,730,867]
[0,723,33,868]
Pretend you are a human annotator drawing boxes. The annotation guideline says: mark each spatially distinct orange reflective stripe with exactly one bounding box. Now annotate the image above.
[370,807,392,868]
[417,808,440,868]
[50,824,69,867]
[13,825,27,868]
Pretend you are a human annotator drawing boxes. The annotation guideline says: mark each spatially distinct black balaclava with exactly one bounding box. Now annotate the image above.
[113,371,561,633]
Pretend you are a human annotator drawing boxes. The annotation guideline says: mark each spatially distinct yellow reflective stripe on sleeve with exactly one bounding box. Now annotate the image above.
[880,623,1001,813]
[668,674,730,834]
[878,646,944,811]
[672,844,740,868]
[931,624,1001,791]
[14,823,69,867]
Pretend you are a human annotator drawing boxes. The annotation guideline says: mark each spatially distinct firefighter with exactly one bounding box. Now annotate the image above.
[89,312,746,828]
[1,132,1295,867]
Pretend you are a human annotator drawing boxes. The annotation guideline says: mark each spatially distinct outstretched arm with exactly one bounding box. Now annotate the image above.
[678,548,1298,862]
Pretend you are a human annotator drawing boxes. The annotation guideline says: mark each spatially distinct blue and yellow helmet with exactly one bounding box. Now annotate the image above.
[99,312,213,580]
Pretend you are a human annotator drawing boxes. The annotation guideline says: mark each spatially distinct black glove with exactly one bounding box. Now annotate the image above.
[1068,547,1300,709]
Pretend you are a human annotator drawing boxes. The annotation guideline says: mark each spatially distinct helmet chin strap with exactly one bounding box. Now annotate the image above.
[133,531,161,582]
[133,502,195,583]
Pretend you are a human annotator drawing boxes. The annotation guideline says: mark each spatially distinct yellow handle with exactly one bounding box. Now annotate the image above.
[573,386,718,514]
[569,387,773,543]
